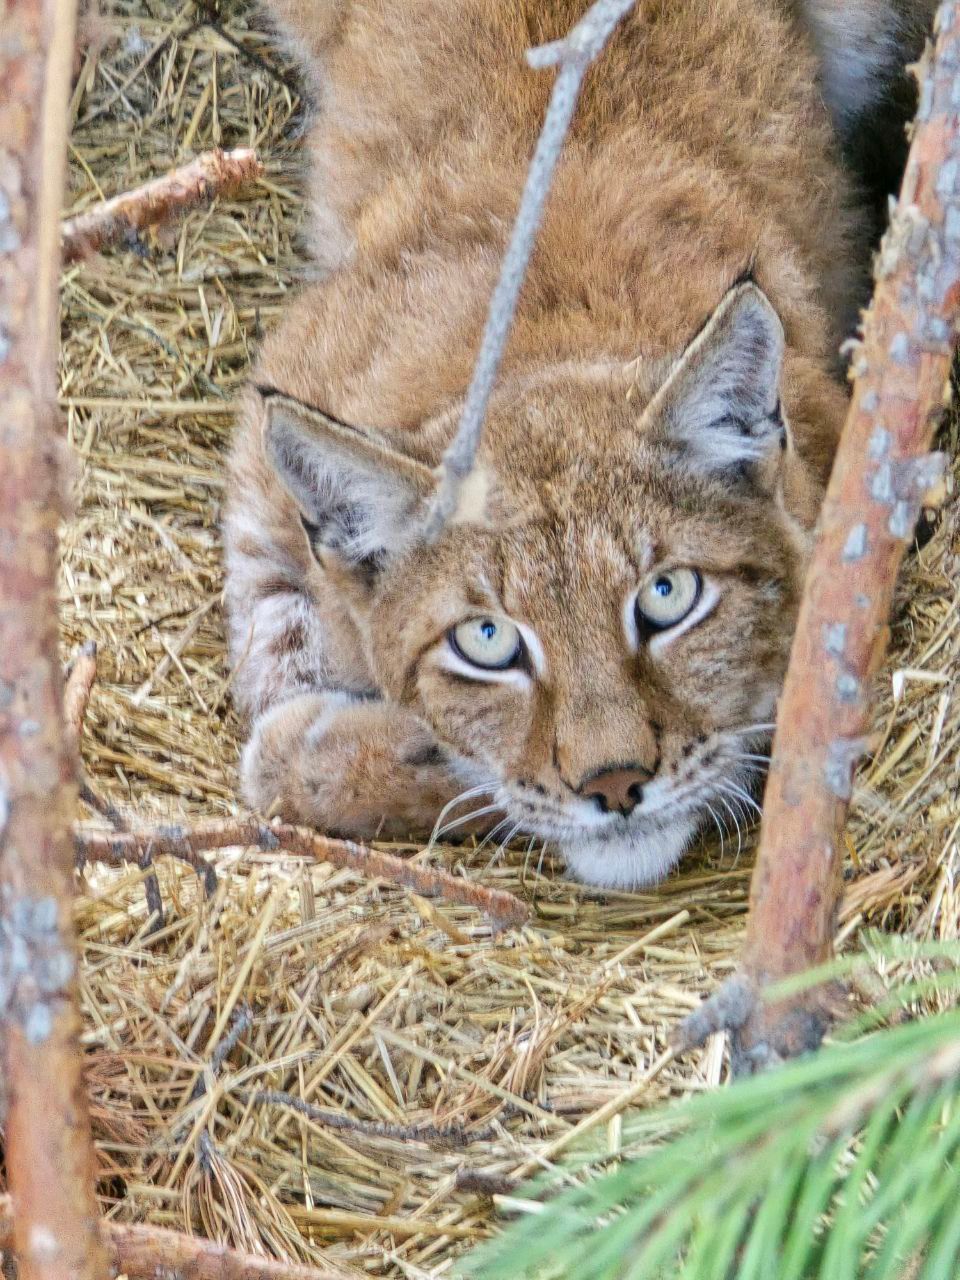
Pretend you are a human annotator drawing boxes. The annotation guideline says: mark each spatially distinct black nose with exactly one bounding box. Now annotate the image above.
[578,767,650,817]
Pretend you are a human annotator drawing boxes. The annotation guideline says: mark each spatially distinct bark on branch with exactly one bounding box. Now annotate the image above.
[75,818,529,930]
[61,147,264,264]
[678,0,960,1073]
[0,0,108,1276]
[0,1203,353,1280]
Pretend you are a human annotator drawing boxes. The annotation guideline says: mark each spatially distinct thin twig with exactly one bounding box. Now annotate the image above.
[61,644,168,924]
[422,0,637,539]
[240,1088,497,1150]
[63,641,97,745]
[75,822,217,899]
[189,1002,253,1104]
[61,147,264,263]
[73,818,529,928]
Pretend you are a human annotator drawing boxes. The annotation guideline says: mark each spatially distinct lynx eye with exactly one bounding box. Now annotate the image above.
[450,617,523,670]
[636,569,702,632]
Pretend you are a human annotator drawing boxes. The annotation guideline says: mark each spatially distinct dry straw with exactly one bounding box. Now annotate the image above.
[36,0,960,1274]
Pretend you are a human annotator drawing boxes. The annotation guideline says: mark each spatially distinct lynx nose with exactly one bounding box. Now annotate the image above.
[579,766,652,817]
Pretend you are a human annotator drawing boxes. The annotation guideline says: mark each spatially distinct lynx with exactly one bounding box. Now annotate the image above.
[224,0,933,888]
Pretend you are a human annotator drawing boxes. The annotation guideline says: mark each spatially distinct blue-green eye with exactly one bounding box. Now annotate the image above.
[636,569,702,632]
[450,617,523,670]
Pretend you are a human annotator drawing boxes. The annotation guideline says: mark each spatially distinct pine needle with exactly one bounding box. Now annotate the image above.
[466,958,960,1280]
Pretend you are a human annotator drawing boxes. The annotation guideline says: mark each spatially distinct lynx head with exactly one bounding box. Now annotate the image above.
[261,282,824,888]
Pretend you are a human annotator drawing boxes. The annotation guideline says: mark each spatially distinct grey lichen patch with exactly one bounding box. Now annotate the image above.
[860,390,880,414]
[842,523,869,561]
[937,159,959,198]
[836,672,861,704]
[871,461,894,504]
[887,332,911,364]
[875,204,931,278]
[824,736,871,800]
[870,453,947,515]
[822,622,847,658]
[0,887,75,1042]
[897,452,949,497]
[889,499,920,541]
[868,426,892,461]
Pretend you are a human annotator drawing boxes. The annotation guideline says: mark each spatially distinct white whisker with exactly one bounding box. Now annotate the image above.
[719,778,763,820]
[703,801,727,858]
[728,721,777,737]
[713,792,743,860]
[429,802,501,846]
[484,822,523,872]
[428,784,494,844]
[474,816,514,856]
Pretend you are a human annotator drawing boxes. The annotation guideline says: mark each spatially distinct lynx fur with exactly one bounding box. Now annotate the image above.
[224,0,931,888]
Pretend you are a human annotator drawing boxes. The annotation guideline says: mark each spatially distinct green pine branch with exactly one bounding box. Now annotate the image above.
[463,939,960,1280]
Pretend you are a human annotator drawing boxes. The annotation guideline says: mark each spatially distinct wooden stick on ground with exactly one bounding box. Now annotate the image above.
[74,818,530,930]
[61,147,264,264]
[0,0,108,1277]
[678,0,960,1073]
[0,1204,353,1280]
[63,641,97,745]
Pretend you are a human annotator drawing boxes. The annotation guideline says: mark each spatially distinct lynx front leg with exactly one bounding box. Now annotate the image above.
[241,691,491,840]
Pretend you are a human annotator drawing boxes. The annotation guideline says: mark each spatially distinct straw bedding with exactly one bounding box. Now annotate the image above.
[51,1,960,1273]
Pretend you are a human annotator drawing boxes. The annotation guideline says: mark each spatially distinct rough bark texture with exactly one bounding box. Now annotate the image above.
[61,147,263,263]
[0,1206,353,1280]
[75,818,530,930]
[680,1,960,1073]
[0,0,108,1278]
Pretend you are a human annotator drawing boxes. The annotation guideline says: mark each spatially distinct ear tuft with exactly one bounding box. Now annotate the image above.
[262,392,435,569]
[645,282,786,474]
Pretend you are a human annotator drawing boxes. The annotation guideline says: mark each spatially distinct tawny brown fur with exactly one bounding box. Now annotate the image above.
[223,0,927,886]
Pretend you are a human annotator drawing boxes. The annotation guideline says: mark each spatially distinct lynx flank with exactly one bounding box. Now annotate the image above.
[224,0,929,888]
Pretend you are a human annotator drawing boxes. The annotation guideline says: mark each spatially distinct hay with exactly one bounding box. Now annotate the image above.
[50,0,960,1274]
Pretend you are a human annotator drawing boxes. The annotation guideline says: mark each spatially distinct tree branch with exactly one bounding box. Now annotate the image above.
[677,0,960,1072]
[61,147,264,264]
[0,1202,353,1280]
[0,0,108,1275]
[74,818,529,930]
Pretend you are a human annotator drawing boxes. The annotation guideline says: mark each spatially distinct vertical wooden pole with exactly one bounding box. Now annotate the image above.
[0,0,108,1275]
[678,1,960,1073]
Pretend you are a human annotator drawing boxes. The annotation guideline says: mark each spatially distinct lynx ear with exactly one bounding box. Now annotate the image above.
[644,281,786,474]
[260,389,436,569]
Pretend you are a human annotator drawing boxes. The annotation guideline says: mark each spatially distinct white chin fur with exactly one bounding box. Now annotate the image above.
[557,818,697,890]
